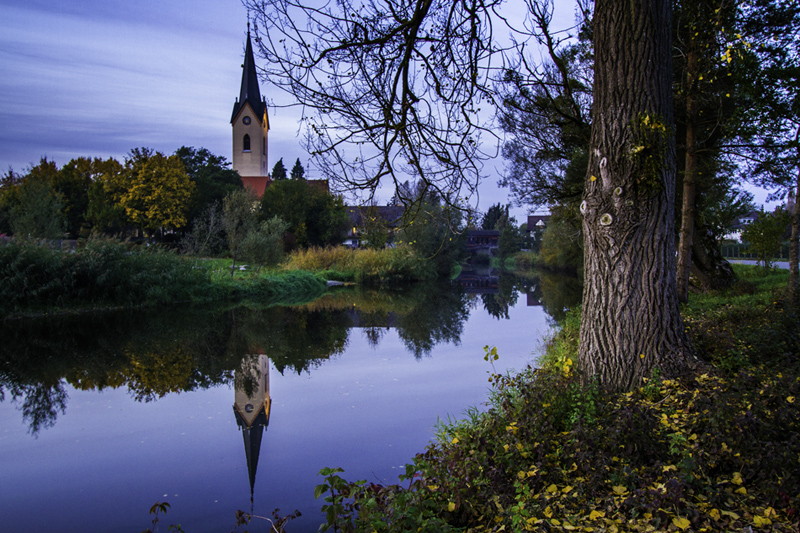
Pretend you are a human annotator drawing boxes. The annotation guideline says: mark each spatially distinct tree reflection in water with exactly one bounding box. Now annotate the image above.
[0,281,473,434]
[0,272,581,435]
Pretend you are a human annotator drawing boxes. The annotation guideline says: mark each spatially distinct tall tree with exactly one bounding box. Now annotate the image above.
[249,0,694,390]
[86,158,127,234]
[9,169,66,240]
[118,148,195,236]
[578,0,694,389]
[55,158,99,238]
[290,158,305,180]
[740,0,800,305]
[260,179,348,248]
[271,158,287,181]
[174,146,243,228]
[246,0,498,206]
[481,203,506,231]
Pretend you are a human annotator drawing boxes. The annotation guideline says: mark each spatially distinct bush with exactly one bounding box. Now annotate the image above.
[0,238,210,315]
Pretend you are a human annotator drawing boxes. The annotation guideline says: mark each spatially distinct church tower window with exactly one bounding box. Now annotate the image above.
[243,134,251,152]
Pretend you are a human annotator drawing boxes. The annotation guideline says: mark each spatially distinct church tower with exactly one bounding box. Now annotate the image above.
[232,24,270,197]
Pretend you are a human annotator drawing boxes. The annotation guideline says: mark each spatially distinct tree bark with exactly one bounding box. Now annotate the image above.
[579,0,694,391]
[677,46,699,304]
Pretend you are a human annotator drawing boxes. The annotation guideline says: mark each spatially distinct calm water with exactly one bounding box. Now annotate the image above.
[0,270,580,532]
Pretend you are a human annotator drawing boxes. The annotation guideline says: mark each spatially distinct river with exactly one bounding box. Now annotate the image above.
[0,269,581,532]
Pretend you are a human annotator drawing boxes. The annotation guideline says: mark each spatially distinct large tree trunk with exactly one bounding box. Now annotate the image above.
[578,0,694,391]
[677,46,699,304]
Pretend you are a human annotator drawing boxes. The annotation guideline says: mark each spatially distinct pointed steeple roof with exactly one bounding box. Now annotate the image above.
[231,25,267,124]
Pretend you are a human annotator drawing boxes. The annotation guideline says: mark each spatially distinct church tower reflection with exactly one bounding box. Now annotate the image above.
[233,354,271,505]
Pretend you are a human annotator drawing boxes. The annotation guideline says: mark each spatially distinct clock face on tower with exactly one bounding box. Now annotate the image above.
[243,116,251,125]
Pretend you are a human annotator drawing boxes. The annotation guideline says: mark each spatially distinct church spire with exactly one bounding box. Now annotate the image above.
[231,23,266,124]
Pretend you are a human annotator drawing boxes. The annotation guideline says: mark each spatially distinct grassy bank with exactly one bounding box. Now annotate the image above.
[281,245,437,285]
[0,240,328,317]
[317,265,800,532]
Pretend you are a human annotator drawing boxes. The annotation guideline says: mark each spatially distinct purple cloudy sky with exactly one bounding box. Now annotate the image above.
[0,0,776,211]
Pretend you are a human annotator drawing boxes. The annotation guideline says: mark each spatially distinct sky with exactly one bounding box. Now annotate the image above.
[0,0,778,218]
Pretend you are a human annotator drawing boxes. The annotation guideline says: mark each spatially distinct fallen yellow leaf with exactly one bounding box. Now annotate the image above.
[546,484,558,493]
[612,485,627,495]
[753,515,772,527]
[589,510,605,520]
[708,508,721,521]
[447,502,456,512]
[672,516,691,530]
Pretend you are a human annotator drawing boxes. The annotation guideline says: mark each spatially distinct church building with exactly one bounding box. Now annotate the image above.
[231,25,271,197]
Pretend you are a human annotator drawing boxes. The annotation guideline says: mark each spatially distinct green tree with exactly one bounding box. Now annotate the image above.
[86,158,127,234]
[260,179,347,248]
[223,188,258,276]
[174,146,243,229]
[271,158,287,181]
[481,203,505,231]
[118,148,195,236]
[240,216,290,272]
[740,0,800,304]
[497,1,592,215]
[741,207,791,269]
[398,191,465,277]
[9,170,66,240]
[290,158,305,180]
[54,158,99,238]
[498,221,521,260]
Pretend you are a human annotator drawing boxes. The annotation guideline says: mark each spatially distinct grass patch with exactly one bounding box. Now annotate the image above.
[0,240,328,317]
[314,266,800,532]
[282,245,436,285]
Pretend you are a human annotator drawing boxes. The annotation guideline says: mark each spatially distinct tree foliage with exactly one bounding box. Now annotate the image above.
[223,188,259,275]
[271,158,287,181]
[497,0,593,214]
[240,216,291,272]
[116,148,195,234]
[260,179,348,248]
[398,189,465,277]
[8,169,66,240]
[175,146,243,228]
[741,207,791,269]
[290,158,305,180]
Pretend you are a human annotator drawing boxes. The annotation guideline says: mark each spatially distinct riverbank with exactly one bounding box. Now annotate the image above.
[317,265,799,532]
[0,240,330,318]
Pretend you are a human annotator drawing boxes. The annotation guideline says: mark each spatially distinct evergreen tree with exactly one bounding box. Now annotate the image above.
[290,158,305,180]
[271,158,287,180]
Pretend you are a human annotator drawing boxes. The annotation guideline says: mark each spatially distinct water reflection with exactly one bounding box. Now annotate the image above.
[0,271,582,436]
[234,354,271,505]
[0,281,470,434]
[455,267,581,323]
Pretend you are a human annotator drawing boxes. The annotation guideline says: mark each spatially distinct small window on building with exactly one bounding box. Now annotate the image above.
[262,138,266,155]
[243,134,251,152]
